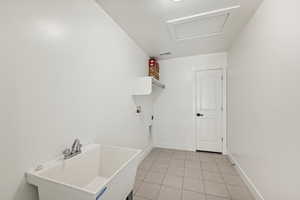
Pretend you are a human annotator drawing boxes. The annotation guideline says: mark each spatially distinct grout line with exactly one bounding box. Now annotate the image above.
[199,156,207,200]
[179,151,188,200]
[156,149,175,200]
[217,156,233,200]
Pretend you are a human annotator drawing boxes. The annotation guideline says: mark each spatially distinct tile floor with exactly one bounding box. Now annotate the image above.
[134,148,254,200]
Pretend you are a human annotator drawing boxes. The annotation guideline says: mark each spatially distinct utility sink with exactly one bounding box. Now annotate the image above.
[26,144,142,200]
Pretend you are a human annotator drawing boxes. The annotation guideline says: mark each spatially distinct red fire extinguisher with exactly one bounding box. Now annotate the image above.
[148,57,157,68]
[148,57,159,80]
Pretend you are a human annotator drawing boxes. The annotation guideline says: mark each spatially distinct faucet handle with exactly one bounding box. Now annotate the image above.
[62,148,71,157]
[71,139,80,152]
[76,143,82,153]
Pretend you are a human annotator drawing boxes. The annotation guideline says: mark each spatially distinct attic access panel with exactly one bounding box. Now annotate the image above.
[167,6,240,41]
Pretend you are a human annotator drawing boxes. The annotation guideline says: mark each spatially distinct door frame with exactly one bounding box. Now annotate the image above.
[192,67,227,154]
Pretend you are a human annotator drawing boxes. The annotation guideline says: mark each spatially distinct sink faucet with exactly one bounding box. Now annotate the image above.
[62,139,82,160]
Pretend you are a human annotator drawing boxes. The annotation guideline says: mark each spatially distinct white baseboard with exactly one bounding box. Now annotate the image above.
[154,144,194,152]
[228,153,265,200]
[138,144,153,163]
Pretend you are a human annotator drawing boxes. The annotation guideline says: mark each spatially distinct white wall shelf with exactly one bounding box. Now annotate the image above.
[133,76,165,95]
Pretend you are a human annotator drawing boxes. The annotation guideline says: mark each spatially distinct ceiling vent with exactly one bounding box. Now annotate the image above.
[159,52,172,56]
[166,6,240,41]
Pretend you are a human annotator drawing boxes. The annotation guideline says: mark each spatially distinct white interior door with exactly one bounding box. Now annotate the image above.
[195,69,223,153]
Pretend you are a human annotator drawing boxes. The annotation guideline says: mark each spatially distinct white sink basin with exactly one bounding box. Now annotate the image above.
[26,144,142,200]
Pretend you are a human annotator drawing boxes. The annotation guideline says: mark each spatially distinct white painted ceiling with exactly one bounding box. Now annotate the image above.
[96,0,262,59]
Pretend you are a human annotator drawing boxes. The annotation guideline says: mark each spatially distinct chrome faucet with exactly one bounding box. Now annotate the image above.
[62,139,82,160]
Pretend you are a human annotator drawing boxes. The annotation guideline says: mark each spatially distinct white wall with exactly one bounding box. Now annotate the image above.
[0,1,150,200]
[228,0,300,199]
[153,53,227,151]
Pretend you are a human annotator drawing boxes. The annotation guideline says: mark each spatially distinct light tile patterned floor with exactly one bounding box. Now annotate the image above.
[134,148,254,200]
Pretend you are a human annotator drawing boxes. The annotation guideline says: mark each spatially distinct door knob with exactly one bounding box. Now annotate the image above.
[196,113,204,117]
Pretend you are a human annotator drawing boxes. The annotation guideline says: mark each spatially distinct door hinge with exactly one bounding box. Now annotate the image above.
[221,106,224,111]
[221,138,224,142]
[221,76,224,81]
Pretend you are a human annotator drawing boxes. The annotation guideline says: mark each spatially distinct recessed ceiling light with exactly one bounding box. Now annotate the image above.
[172,0,183,2]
